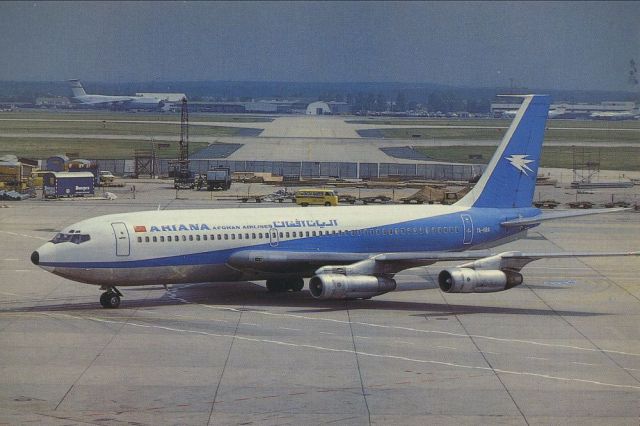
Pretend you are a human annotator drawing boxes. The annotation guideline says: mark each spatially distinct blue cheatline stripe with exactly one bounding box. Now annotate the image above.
[40,208,539,269]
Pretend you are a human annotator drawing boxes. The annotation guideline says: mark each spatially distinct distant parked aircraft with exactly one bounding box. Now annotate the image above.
[590,111,638,121]
[68,79,168,110]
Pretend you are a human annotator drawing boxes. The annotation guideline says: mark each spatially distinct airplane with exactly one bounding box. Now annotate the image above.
[502,108,565,119]
[31,95,638,308]
[500,109,519,119]
[589,111,638,121]
[68,79,167,110]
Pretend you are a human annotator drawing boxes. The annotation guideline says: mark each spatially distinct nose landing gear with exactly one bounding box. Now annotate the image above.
[99,287,123,308]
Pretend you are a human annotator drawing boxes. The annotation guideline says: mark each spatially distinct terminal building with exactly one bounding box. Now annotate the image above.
[95,138,485,182]
[188,100,308,114]
[146,139,484,181]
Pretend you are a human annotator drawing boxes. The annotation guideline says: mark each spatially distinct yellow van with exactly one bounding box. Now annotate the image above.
[294,189,338,207]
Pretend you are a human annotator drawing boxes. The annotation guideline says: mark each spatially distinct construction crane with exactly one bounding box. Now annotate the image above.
[171,98,194,189]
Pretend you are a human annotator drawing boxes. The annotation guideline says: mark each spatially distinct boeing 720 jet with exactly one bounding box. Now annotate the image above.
[31,95,638,308]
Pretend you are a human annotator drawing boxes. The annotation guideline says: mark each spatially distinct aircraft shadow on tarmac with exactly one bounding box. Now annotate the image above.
[0,280,604,318]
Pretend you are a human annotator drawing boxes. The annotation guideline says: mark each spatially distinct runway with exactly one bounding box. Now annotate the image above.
[1,194,639,425]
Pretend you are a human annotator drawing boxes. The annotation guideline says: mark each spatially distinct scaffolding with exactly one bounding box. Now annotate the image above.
[169,98,193,188]
[571,145,601,184]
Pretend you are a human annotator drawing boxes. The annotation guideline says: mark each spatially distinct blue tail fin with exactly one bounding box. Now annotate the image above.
[456,94,550,209]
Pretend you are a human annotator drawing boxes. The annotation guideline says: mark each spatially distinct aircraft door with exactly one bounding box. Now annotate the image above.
[269,227,279,247]
[461,214,473,245]
[111,222,130,256]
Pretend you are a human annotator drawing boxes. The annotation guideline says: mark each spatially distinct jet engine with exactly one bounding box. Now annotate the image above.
[309,274,396,300]
[438,268,523,293]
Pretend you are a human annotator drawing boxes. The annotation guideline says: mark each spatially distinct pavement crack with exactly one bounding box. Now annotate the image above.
[438,292,530,425]
[207,307,243,425]
[346,301,372,426]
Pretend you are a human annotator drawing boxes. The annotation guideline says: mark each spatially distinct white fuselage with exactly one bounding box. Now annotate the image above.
[34,204,537,287]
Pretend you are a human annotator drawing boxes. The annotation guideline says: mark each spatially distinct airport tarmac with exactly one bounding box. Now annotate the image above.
[1,183,639,425]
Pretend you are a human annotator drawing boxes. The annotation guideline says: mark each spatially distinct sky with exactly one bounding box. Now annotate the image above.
[0,1,638,91]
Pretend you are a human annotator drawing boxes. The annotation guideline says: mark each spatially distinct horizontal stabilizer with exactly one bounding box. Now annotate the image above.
[501,208,629,228]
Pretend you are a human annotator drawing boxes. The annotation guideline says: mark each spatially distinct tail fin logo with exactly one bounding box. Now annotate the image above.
[505,154,534,176]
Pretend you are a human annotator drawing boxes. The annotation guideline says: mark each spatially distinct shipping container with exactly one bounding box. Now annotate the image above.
[43,172,94,198]
[45,155,69,172]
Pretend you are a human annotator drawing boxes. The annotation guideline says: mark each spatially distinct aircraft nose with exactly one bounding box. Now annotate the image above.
[31,250,40,265]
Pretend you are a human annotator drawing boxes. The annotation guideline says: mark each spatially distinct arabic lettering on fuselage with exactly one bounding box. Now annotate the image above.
[271,219,339,228]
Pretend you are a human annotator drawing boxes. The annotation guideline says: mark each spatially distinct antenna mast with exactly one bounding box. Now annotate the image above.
[171,98,193,189]
[178,97,189,176]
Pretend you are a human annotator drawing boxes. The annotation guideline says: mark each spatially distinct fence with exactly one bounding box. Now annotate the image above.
[93,159,484,181]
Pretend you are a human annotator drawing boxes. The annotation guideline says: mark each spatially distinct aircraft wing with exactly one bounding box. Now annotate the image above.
[227,249,639,276]
[501,208,629,228]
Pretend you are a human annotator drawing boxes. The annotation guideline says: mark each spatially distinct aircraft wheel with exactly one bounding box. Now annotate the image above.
[266,279,285,293]
[100,291,121,309]
[289,277,304,292]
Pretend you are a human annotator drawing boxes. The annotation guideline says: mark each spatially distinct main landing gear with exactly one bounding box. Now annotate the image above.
[99,286,123,309]
[266,277,304,293]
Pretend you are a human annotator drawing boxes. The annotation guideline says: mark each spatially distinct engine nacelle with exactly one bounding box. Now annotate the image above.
[309,274,397,300]
[438,268,523,293]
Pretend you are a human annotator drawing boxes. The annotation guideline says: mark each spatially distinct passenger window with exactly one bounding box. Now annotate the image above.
[160,236,164,242]
[217,234,222,240]
[258,233,263,239]
[145,236,150,242]
[231,234,235,240]
[182,235,187,241]
[137,237,142,243]
[196,235,201,241]
[305,231,310,237]
[167,236,172,242]
[245,233,249,239]
[279,232,283,238]
[285,232,290,238]
[312,231,317,236]
[203,235,207,241]
[224,234,228,240]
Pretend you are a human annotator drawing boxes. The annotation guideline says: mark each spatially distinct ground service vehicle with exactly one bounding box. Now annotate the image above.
[206,167,231,191]
[173,170,196,189]
[295,189,338,206]
[99,170,115,184]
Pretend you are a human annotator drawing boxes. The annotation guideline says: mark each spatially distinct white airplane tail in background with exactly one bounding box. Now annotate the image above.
[68,79,87,98]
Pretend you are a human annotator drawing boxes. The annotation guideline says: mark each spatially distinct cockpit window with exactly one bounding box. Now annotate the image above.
[51,233,91,244]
